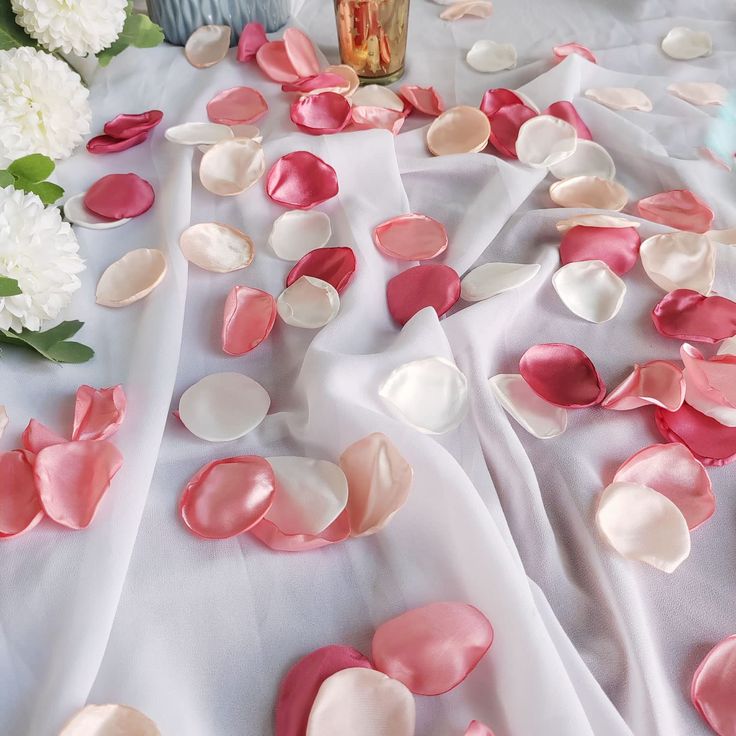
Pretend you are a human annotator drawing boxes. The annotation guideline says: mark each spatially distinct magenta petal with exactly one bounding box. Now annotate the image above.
[222,286,276,355]
[35,440,123,529]
[86,131,149,154]
[637,190,715,233]
[282,73,346,94]
[283,28,321,78]
[692,635,736,735]
[652,289,736,344]
[256,40,299,83]
[290,92,352,135]
[0,450,43,539]
[266,151,338,209]
[286,247,356,293]
[519,343,606,408]
[560,225,640,275]
[372,602,493,695]
[72,385,127,441]
[373,213,448,261]
[84,173,154,219]
[237,22,268,62]
[465,722,496,736]
[553,42,597,63]
[602,361,685,411]
[480,88,526,118]
[22,418,66,454]
[249,508,350,552]
[207,87,268,125]
[103,110,163,139]
[386,264,461,326]
[543,101,593,140]
[487,103,537,158]
[275,645,373,736]
[399,85,444,116]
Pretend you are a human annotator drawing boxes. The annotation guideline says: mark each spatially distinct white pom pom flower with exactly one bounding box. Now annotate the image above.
[0,47,91,165]
[11,0,127,56]
[0,186,85,333]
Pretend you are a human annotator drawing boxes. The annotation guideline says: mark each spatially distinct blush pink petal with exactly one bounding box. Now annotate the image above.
[282,73,347,94]
[637,190,715,233]
[237,22,267,62]
[427,105,490,155]
[84,173,154,220]
[652,289,736,343]
[691,635,736,736]
[440,0,494,20]
[283,28,321,78]
[249,508,350,552]
[350,106,408,135]
[290,92,352,134]
[185,24,231,68]
[373,213,448,261]
[59,704,161,736]
[35,440,123,529]
[487,103,536,158]
[72,385,127,441]
[103,110,163,139]
[520,343,605,408]
[681,343,736,427]
[276,646,373,736]
[386,264,461,326]
[86,131,149,154]
[207,87,268,125]
[399,85,444,116]
[465,722,496,736]
[480,88,527,118]
[266,151,338,209]
[22,418,66,453]
[0,450,43,539]
[256,40,300,83]
[602,361,685,412]
[222,286,277,355]
[553,42,597,63]
[371,601,493,695]
[286,247,357,293]
[559,225,640,275]
[543,100,593,140]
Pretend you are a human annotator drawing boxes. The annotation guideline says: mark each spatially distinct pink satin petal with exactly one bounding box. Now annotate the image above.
[487,103,536,158]
[613,443,714,530]
[282,73,347,94]
[286,247,357,294]
[560,225,641,275]
[479,88,526,118]
[72,385,127,441]
[371,601,493,695]
[84,173,154,220]
[637,189,715,233]
[266,151,338,209]
[691,635,736,735]
[656,403,736,466]
[427,106,491,156]
[519,343,605,408]
[553,42,597,63]
[543,100,593,140]
[250,508,350,552]
[256,40,300,83]
[440,0,494,20]
[652,289,736,344]
[386,264,461,326]
[373,213,448,261]
[222,286,276,355]
[35,440,123,529]
[59,704,161,735]
[290,92,352,134]
[465,721,496,736]
[179,456,275,539]
[237,22,267,62]
[681,343,736,427]
[283,28,321,78]
[349,106,408,135]
[103,110,163,139]
[86,131,149,154]
[276,646,373,736]
[206,87,268,125]
[399,85,444,116]
[0,450,43,539]
[602,361,685,412]
[22,418,66,453]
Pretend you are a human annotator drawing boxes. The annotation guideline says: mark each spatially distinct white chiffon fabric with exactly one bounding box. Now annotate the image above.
[1,1,734,735]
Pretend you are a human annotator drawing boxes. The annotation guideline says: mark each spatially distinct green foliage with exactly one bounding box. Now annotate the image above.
[0,154,64,204]
[0,276,22,296]
[0,0,38,51]
[0,320,94,363]
[97,2,164,67]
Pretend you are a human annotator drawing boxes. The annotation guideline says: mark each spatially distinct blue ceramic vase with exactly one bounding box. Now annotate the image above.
[146,0,290,46]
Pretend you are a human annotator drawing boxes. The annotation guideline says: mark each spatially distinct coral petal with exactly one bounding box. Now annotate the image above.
[84,173,154,219]
[250,509,349,552]
[282,73,348,95]
[399,85,444,116]
[553,42,596,63]
[256,40,299,83]
[691,635,736,735]
[283,28,321,78]
[386,264,461,325]
[290,92,352,135]
[22,419,66,454]
[222,286,276,355]
[681,343,736,427]
[373,213,448,261]
[207,87,268,125]
[465,721,496,736]
[286,247,356,293]
[72,385,126,441]
[0,450,43,539]
[559,226,640,275]
[637,190,714,233]
[350,106,408,135]
[603,361,685,411]
[237,22,267,62]
[266,151,338,209]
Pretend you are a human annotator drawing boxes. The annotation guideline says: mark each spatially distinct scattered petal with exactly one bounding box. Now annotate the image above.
[256,40,299,83]
[277,276,340,328]
[487,103,536,157]
[543,101,592,140]
[22,419,65,453]
[286,247,356,294]
[585,87,653,112]
[59,704,160,736]
[86,131,149,154]
[386,264,461,325]
[718,336,736,356]
[662,27,712,60]
[465,722,496,736]
[603,361,685,412]
[479,88,526,118]
[283,28,321,78]
[165,122,234,146]
[549,176,628,210]
[250,509,350,552]
[553,42,596,63]
[466,41,517,73]
[236,22,267,62]
[207,87,268,126]
[652,289,736,343]
[72,385,126,441]
[103,110,163,139]
[552,260,626,323]
[199,137,265,196]
[352,84,405,111]
[350,106,408,135]
[282,72,350,95]
[427,106,491,156]
[323,65,360,96]
[556,214,639,233]
[0,405,6,439]
[290,92,352,134]
[63,192,131,230]
[440,0,494,20]
[185,25,231,68]
[0,450,43,539]
[640,232,715,294]
[96,248,167,308]
[681,343,736,427]
[668,82,728,107]
[637,190,714,233]
[179,222,254,273]
[399,85,444,116]
[373,213,448,261]
[549,140,615,180]
[691,635,736,736]
[516,114,577,168]
[559,225,640,275]
[222,286,276,355]
[266,151,338,209]
[708,227,736,246]
[84,173,154,220]
[269,210,332,261]
[230,124,262,142]
[460,262,540,301]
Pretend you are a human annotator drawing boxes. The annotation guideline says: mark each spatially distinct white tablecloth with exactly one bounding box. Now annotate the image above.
[2,1,735,734]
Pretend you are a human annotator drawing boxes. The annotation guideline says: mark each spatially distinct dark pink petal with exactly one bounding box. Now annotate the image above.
[237,22,267,62]
[22,418,66,454]
[286,247,356,293]
[35,440,123,529]
[283,28,320,78]
[222,285,276,355]
[519,343,605,408]
[371,602,493,695]
[256,40,299,83]
[399,85,444,116]
[553,42,597,64]
[602,361,685,411]
[692,635,736,735]
[373,213,448,261]
[0,450,43,539]
[72,385,126,441]
[281,72,346,94]
[559,225,641,275]
[86,131,149,154]
[266,151,338,209]
[637,190,715,233]
[652,289,736,343]
[275,645,373,736]
[350,106,408,135]
[479,88,526,118]
[487,103,536,158]
[103,110,163,139]
[249,508,350,552]
[465,722,495,736]
[206,87,268,125]
[84,173,154,219]
[386,264,461,326]
[543,101,592,140]
[290,92,352,135]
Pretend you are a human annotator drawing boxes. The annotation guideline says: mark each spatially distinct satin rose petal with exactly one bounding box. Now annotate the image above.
[556,214,640,233]
[72,385,126,441]
[585,87,653,112]
[668,82,728,107]
[719,337,736,356]
[59,704,160,736]
[96,249,167,308]
[266,151,338,209]
[283,27,320,78]
[596,481,691,573]
[479,88,526,118]
[178,372,270,442]
[236,22,267,62]
[549,176,628,210]
[373,213,448,261]
[466,41,517,73]
[637,190,714,233]
[352,85,404,111]
[379,357,469,434]
[179,455,274,539]
[515,114,577,168]
[662,27,712,60]
[519,343,605,408]
[371,601,493,695]
[399,85,444,116]
[22,418,65,453]
[465,721,496,736]
[553,42,596,63]
[185,25,231,68]
[552,260,626,323]
[640,232,715,294]
[487,103,536,157]
[339,432,413,537]
[691,635,736,735]
[256,40,299,83]
[0,405,6,440]
[708,228,736,246]
[386,264,461,325]
[84,173,154,220]
[489,374,567,439]
[269,210,331,261]
[440,1,494,20]
[200,138,265,196]
[63,193,130,230]
[250,508,349,552]
[86,132,149,154]
[206,87,268,126]
[35,440,123,529]
[104,110,163,139]
[165,122,234,146]
[549,140,615,180]
[0,450,43,539]
[652,289,736,343]
[286,247,356,294]
[222,286,276,355]
[613,443,713,530]
[543,101,593,140]
[290,92,352,135]
[427,106,491,156]
[460,262,540,301]
[277,276,340,328]
[603,361,685,412]
[681,343,736,427]
[559,226,640,275]
[282,73,348,95]
[276,646,373,736]
[350,106,408,135]
[323,65,360,96]
[179,222,254,273]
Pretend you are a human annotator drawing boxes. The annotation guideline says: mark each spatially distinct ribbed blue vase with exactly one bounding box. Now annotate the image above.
[146,0,290,46]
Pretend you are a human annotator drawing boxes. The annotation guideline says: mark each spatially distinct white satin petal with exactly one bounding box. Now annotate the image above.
[549,140,616,180]
[668,82,727,107]
[0,405,7,440]
[268,210,332,260]
[184,24,231,68]
[351,84,404,111]
[466,41,517,73]
[277,276,340,328]
[199,138,265,196]
[179,222,254,273]
[460,262,540,301]
[516,115,577,168]
[556,214,639,233]
[585,87,653,112]
[549,176,628,210]
[552,260,626,323]
[165,122,234,146]
[64,193,131,230]
[640,232,715,295]
[662,27,712,60]
[59,704,161,735]
[707,227,736,246]
[717,336,736,356]
[96,249,167,308]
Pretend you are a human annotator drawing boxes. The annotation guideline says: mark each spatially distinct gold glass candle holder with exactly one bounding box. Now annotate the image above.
[335,0,410,85]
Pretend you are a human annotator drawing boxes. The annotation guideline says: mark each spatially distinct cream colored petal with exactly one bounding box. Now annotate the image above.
[199,137,265,196]
[549,140,616,180]
[277,276,340,328]
[640,232,715,294]
[427,106,491,155]
[64,193,131,230]
[585,87,653,112]
[552,260,626,323]
[549,176,628,210]
[96,248,167,308]
[460,262,540,301]
[668,82,727,106]
[556,214,640,233]
[165,122,234,146]
[185,24,231,68]
[662,27,712,60]
[59,704,161,736]
[268,210,331,260]
[179,222,254,273]
[516,115,577,168]
[351,84,404,111]
[466,41,517,73]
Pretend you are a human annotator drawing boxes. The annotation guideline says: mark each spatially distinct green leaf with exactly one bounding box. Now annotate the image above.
[8,153,54,183]
[0,1,38,50]
[44,340,95,364]
[96,4,164,67]
[0,275,21,296]
[0,170,15,188]
[0,320,94,364]
[23,180,64,205]
[23,319,84,349]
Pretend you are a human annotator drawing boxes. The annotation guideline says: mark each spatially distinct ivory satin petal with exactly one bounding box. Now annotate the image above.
[602,361,685,412]
[184,25,231,68]
[515,115,577,168]
[584,87,653,112]
[668,82,728,106]
[556,214,640,233]
[0,405,7,440]
[199,138,266,196]
[640,232,715,294]
[549,140,616,180]
[552,260,626,323]
[63,192,131,230]
[59,704,161,735]
[277,276,340,328]
[179,222,255,273]
[269,210,332,260]
[440,0,493,20]
[466,41,517,73]
[427,106,491,155]
[460,262,540,301]
[549,176,628,210]
[352,84,405,111]
[662,27,712,60]
[165,122,234,146]
[96,249,167,308]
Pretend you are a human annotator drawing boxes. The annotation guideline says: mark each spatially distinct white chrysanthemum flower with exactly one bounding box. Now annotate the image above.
[0,47,91,165]
[11,0,127,56]
[0,186,85,333]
